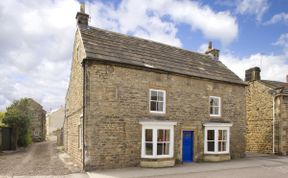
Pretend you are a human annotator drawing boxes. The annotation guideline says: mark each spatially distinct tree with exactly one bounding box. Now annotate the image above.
[3,98,32,147]
[0,112,5,127]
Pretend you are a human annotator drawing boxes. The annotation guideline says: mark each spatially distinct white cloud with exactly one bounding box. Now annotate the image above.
[264,12,288,25]
[0,0,239,111]
[236,0,269,22]
[273,33,288,56]
[221,53,288,82]
[87,0,238,46]
[0,0,79,111]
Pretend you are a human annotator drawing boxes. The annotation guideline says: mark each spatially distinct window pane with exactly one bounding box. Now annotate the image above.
[208,141,215,151]
[223,130,227,140]
[151,91,157,100]
[214,107,219,115]
[150,101,157,111]
[157,143,170,155]
[214,98,219,106]
[158,129,170,141]
[218,130,223,140]
[210,97,219,107]
[218,141,226,152]
[158,92,164,101]
[157,129,170,141]
[222,142,226,151]
[145,143,153,155]
[157,102,164,112]
[210,98,214,107]
[210,106,213,114]
[164,143,169,155]
[207,130,214,140]
[158,130,163,141]
[164,130,170,141]
[145,129,152,141]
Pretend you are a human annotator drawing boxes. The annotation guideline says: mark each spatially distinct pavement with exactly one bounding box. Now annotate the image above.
[87,154,288,178]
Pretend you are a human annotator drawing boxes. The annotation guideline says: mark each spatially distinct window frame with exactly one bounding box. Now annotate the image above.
[140,121,176,159]
[209,96,221,117]
[149,89,166,114]
[204,123,232,154]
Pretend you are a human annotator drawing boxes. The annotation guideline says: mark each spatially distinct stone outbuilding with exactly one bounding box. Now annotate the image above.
[46,107,64,136]
[245,67,288,155]
[64,5,247,170]
[26,98,46,142]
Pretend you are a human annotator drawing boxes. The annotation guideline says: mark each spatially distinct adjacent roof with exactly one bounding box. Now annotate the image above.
[79,26,245,85]
[260,80,288,94]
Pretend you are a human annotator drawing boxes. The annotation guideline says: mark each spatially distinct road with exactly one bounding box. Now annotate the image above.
[0,137,80,176]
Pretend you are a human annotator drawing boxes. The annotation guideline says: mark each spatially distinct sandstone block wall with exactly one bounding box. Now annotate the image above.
[246,81,273,153]
[26,99,46,142]
[64,29,85,167]
[84,62,246,170]
[278,96,288,155]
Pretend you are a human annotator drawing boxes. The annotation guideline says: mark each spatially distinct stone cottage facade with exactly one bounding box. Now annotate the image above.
[46,107,64,135]
[246,67,288,154]
[64,6,246,170]
[26,98,46,142]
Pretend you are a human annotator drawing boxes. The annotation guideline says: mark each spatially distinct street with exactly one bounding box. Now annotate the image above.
[0,137,81,177]
[2,140,288,178]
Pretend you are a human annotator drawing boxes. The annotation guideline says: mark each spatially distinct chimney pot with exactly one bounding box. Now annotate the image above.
[245,67,261,82]
[205,41,220,60]
[80,3,85,13]
[76,3,89,27]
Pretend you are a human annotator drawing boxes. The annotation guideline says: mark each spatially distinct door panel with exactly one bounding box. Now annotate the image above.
[182,131,194,162]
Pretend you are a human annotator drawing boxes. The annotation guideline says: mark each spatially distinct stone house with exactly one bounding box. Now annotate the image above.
[245,67,288,154]
[64,6,246,170]
[26,98,46,142]
[46,107,64,136]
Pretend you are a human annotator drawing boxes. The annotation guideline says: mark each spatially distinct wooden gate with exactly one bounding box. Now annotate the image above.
[1,127,13,150]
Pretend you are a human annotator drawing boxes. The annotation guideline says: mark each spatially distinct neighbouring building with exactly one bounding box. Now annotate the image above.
[246,67,288,155]
[46,107,64,136]
[64,5,246,170]
[26,98,46,142]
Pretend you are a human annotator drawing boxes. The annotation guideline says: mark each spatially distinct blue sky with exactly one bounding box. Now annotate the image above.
[0,0,287,111]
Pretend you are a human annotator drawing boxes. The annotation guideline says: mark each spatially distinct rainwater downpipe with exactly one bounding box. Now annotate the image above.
[272,95,275,154]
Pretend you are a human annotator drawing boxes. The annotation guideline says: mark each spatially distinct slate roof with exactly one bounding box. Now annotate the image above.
[260,80,288,94]
[79,26,245,85]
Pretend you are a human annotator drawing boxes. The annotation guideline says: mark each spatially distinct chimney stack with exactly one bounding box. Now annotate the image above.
[205,41,220,60]
[76,3,89,27]
[245,67,261,82]
[286,75,288,83]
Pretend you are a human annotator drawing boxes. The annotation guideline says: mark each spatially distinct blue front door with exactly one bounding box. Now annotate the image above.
[182,131,194,162]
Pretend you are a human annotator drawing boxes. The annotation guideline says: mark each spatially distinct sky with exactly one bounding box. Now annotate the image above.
[0,0,287,111]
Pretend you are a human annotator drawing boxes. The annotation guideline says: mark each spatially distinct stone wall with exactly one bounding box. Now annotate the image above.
[84,62,246,170]
[26,99,46,142]
[246,81,273,153]
[64,28,85,167]
[278,95,288,155]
